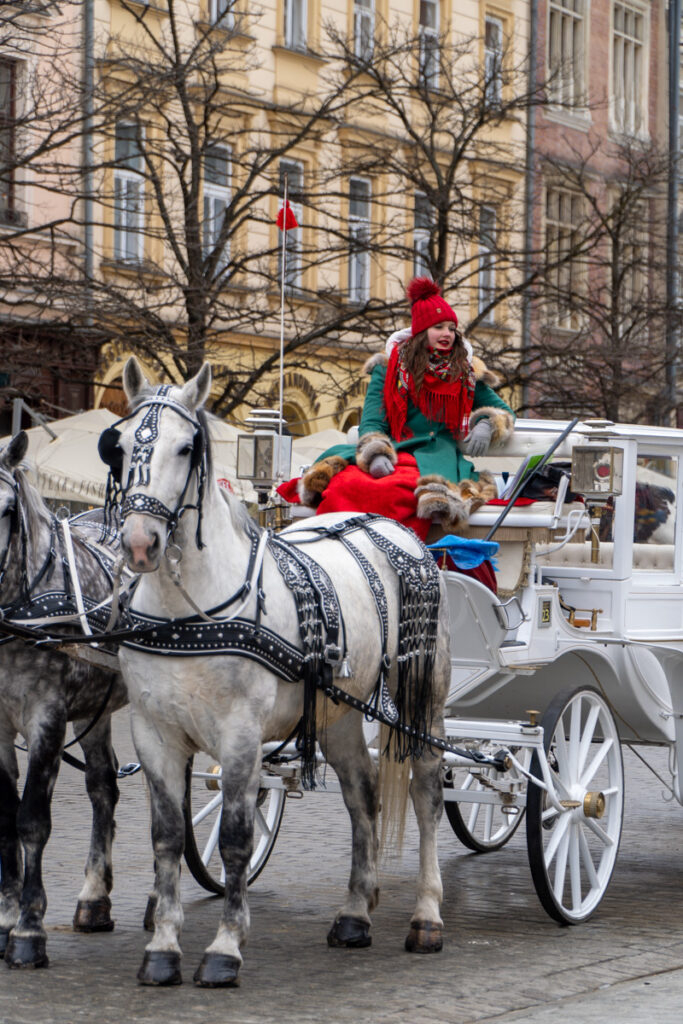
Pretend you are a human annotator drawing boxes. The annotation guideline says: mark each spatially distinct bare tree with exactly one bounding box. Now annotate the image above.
[520,137,675,423]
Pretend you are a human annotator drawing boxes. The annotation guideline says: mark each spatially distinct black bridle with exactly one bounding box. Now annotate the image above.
[99,386,209,549]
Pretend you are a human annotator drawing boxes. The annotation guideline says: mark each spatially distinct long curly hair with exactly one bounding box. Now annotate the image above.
[402,327,469,392]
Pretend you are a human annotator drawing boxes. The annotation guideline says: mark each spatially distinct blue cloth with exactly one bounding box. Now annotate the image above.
[427,535,499,570]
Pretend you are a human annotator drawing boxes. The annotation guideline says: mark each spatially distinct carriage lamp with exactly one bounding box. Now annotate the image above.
[236,409,292,495]
[570,446,624,501]
[571,446,624,564]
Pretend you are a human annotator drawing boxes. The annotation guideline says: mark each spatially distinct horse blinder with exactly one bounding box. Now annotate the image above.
[98,428,124,484]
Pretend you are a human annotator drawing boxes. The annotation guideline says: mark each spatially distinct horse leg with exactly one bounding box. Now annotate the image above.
[72,715,119,934]
[5,705,66,968]
[0,733,21,957]
[133,712,188,987]
[404,719,446,954]
[193,726,263,988]
[319,713,379,950]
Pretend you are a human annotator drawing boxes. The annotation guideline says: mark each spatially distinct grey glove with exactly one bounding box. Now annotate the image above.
[462,420,493,457]
[369,454,395,478]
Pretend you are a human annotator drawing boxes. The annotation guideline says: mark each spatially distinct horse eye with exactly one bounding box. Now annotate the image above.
[178,444,193,458]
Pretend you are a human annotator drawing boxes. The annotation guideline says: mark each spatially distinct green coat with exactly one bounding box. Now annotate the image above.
[316,363,514,484]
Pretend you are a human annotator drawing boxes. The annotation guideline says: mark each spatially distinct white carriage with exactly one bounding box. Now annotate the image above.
[186,416,683,926]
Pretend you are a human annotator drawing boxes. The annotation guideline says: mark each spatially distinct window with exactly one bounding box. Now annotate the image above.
[478,205,496,322]
[545,186,583,330]
[414,191,433,277]
[209,0,235,27]
[284,0,306,48]
[612,1,645,135]
[203,144,231,270]
[0,59,22,226]
[617,203,647,317]
[548,0,585,107]
[278,159,304,291]
[632,455,677,570]
[419,0,439,88]
[348,176,371,302]
[354,0,374,61]
[114,123,145,263]
[484,16,503,106]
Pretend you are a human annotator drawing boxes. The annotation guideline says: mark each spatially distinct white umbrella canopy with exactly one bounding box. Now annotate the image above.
[290,428,348,476]
[0,409,252,506]
[0,408,119,505]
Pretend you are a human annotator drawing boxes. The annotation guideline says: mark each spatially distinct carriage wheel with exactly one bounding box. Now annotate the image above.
[184,759,286,895]
[444,747,529,852]
[526,687,624,924]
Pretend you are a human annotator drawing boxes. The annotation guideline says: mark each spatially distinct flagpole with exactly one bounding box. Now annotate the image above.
[277,175,287,482]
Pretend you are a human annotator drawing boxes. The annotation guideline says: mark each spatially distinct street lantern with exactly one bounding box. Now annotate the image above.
[236,409,292,500]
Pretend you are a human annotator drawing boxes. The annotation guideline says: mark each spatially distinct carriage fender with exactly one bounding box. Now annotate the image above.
[649,646,683,802]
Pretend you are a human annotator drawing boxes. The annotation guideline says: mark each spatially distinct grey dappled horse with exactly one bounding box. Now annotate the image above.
[0,432,127,968]
[110,357,450,988]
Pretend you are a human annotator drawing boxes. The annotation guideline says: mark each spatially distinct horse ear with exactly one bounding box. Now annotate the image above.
[6,430,28,467]
[122,356,152,404]
[179,362,212,413]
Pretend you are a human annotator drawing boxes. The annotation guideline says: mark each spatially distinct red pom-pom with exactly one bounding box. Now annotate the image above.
[407,276,441,304]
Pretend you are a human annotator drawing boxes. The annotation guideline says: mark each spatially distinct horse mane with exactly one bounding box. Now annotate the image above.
[13,463,53,556]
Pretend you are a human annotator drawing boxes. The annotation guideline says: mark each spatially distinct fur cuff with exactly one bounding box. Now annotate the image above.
[298,456,348,507]
[468,407,515,447]
[414,472,497,529]
[414,475,470,530]
[356,432,398,474]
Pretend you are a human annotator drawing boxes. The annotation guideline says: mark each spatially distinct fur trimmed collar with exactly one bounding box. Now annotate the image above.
[362,350,500,388]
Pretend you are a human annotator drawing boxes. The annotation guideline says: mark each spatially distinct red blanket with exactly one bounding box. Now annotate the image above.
[277,454,497,592]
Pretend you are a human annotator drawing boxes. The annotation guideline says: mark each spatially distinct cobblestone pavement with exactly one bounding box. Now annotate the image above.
[2,709,683,1023]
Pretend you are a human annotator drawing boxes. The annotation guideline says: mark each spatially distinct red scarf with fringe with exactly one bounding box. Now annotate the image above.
[383,345,475,441]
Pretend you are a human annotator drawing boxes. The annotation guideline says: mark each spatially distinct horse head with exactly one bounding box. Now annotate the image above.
[0,431,28,553]
[111,357,212,572]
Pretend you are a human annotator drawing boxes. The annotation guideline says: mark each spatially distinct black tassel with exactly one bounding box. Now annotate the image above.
[299,666,318,790]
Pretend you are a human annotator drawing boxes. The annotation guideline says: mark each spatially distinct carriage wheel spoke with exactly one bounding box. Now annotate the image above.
[585,815,614,847]
[545,810,571,867]
[568,698,582,775]
[580,738,613,789]
[551,824,570,901]
[192,791,222,827]
[570,826,582,911]
[553,726,571,785]
[578,824,599,889]
[483,801,495,842]
[201,806,222,868]
[467,800,481,834]
[577,704,601,776]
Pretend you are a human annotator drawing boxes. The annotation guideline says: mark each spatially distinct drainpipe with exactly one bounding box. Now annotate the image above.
[666,0,681,422]
[83,0,94,324]
[520,0,539,415]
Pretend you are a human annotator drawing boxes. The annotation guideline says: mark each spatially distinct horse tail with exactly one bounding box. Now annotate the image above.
[377,724,411,857]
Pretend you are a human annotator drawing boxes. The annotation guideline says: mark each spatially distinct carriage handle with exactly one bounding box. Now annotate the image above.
[484,418,580,542]
[493,595,527,632]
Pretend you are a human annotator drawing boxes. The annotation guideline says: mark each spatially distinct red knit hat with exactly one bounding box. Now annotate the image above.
[408,277,458,337]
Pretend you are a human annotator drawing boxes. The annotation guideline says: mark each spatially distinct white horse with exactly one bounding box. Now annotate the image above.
[106,357,450,988]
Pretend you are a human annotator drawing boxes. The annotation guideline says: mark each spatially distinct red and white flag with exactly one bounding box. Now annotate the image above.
[276,200,299,231]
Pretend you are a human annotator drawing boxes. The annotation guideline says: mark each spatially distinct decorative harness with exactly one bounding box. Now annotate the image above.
[0,389,507,782]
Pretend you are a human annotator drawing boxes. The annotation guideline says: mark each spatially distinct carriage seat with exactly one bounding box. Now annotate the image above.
[536,541,675,572]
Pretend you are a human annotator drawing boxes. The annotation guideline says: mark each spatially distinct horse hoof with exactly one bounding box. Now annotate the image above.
[404,920,443,954]
[137,950,182,986]
[5,934,49,969]
[193,953,241,988]
[327,916,372,948]
[73,898,115,933]
[143,895,157,932]
[0,929,10,958]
